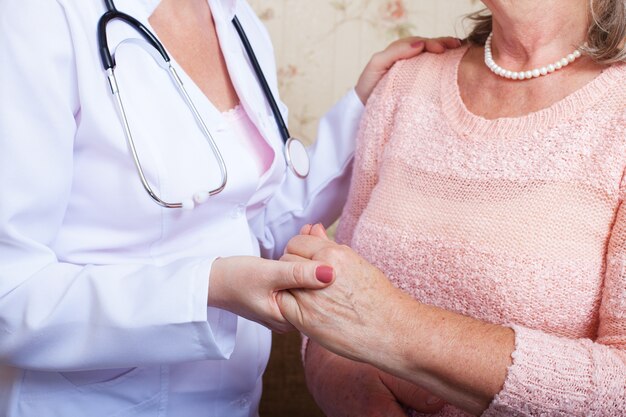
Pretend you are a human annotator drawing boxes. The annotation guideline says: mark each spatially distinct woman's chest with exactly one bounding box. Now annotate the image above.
[350,114,626,338]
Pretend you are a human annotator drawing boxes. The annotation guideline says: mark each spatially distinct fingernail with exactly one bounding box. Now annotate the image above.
[411,41,424,48]
[315,266,334,283]
[426,395,442,405]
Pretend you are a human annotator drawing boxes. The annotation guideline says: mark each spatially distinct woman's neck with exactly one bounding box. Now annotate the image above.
[484,0,589,70]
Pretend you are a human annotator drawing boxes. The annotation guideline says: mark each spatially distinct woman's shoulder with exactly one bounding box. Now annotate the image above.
[382,46,466,100]
[605,62,626,99]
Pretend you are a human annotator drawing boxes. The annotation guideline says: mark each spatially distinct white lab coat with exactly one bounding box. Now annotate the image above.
[0,0,363,415]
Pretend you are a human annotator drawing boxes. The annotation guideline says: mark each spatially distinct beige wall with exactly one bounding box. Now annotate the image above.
[248,0,482,143]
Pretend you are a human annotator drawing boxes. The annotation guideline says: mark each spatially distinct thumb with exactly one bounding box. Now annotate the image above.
[271,261,335,291]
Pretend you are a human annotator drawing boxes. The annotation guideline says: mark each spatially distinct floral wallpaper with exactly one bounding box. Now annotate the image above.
[248,0,482,143]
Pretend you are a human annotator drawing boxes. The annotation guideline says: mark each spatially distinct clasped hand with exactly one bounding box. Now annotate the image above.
[277,224,444,416]
[277,224,403,362]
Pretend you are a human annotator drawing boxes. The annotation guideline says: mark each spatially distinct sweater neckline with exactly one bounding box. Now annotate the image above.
[440,46,623,139]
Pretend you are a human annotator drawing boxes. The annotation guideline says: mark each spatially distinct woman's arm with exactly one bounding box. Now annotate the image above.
[279,231,626,415]
[279,236,513,414]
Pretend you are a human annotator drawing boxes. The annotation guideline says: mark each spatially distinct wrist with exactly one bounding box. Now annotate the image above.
[364,292,425,374]
[354,60,376,105]
[354,83,368,105]
[207,257,228,309]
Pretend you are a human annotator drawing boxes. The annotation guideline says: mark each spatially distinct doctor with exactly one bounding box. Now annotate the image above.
[0,0,458,416]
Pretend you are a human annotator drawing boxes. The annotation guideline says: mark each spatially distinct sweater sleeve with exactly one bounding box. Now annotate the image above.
[334,61,403,246]
[484,199,626,416]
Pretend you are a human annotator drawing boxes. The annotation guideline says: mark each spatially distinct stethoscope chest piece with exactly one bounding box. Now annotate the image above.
[285,137,310,178]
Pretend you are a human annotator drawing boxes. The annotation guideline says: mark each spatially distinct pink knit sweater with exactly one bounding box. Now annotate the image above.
[335,47,626,416]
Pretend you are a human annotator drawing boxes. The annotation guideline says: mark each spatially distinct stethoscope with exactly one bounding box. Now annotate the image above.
[97,0,310,210]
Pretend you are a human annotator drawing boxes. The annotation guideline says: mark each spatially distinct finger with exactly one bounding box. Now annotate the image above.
[382,375,445,413]
[439,36,463,49]
[270,260,335,291]
[376,39,425,70]
[310,223,330,240]
[270,319,297,335]
[279,253,309,263]
[423,38,447,54]
[285,235,334,259]
[383,401,418,417]
[275,290,305,329]
[300,224,314,235]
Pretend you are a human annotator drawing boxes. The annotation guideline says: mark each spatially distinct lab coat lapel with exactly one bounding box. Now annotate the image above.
[209,0,284,155]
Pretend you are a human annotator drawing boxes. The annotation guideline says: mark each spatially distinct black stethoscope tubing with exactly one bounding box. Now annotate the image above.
[97,0,311,209]
[98,0,291,146]
[232,17,292,144]
[98,0,171,71]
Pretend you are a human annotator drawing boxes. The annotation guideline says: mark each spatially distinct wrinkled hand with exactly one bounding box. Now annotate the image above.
[305,340,444,417]
[208,256,334,333]
[277,226,410,363]
[355,36,462,104]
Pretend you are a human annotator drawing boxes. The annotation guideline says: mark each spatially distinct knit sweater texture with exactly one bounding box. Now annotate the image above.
[335,46,626,416]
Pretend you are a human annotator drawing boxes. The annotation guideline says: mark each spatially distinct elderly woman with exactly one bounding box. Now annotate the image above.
[278,0,626,416]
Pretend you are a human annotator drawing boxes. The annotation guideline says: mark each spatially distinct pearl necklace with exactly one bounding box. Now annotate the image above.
[484,32,582,80]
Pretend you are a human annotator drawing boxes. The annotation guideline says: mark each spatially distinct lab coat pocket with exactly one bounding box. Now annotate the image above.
[58,367,138,387]
[18,366,165,417]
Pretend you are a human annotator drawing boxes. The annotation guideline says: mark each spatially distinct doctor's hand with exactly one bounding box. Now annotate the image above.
[208,256,334,333]
[305,340,444,417]
[355,36,462,104]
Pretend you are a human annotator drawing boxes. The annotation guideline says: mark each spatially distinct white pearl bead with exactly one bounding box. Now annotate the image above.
[483,31,580,81]
[182,199,195,210]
